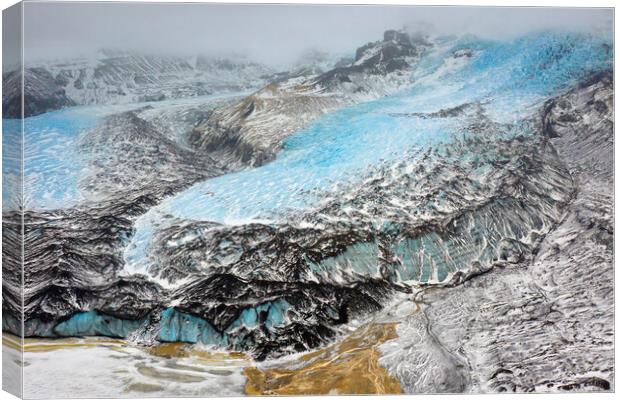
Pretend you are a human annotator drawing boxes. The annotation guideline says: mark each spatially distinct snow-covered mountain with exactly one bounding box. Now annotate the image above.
[190,29,432,166]
[3,50,276,117]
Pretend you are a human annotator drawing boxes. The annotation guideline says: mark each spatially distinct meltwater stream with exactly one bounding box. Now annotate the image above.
[123,31,612,280]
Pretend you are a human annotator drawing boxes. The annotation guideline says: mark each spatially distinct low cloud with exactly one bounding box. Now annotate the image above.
[19,3,613,68]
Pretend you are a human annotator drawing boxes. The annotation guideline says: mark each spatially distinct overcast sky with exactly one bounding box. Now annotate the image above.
[14,2,614,68]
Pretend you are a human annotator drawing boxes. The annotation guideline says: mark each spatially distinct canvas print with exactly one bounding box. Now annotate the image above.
[1,1,614,398]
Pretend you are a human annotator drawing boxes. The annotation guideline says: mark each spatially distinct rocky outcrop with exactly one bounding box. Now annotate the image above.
[315,29,426,90]
[188,81,346,166]
[77,109,223,200]
[2,68,75,118]
[190,30,431,166]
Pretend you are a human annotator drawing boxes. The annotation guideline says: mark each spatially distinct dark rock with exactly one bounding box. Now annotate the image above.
[2,67,76,118]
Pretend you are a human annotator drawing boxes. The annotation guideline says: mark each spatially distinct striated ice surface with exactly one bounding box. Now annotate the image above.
[123,31,611,283]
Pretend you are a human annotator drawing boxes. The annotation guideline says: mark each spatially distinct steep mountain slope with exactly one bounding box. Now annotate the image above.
[3,68,76,118]
[77,109,222,199]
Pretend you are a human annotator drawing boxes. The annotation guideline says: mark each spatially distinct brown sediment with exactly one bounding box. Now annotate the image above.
[3,332,248,362]
[135,363,206,383]
[125,382,166,393]
[191,348,248,361]
[5,324,402,395]
[147,342,191,358]
[147,341,248,363]
[2,333,22,351]
[244,323,403,395]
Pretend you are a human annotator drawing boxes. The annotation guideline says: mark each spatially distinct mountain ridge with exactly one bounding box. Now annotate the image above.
[189,29,432,166]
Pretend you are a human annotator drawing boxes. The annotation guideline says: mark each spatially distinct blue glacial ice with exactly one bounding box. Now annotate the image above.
[123,31,612,278]
[158,300,291,347]
[4,93,249,211]
[54,310,148,338]
[53,300,291,348]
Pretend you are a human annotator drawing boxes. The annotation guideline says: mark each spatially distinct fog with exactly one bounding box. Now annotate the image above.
[17,2,614,68]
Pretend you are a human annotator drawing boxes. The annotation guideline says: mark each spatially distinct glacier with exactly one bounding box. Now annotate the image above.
[123,31,611,285]
[2,29,614,394]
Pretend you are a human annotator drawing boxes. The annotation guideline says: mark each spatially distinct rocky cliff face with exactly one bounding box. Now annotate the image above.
[3,68,76,118]
[189,30,431,166]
